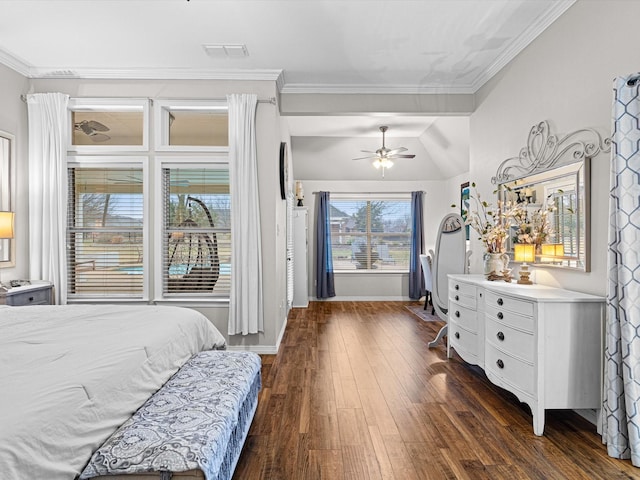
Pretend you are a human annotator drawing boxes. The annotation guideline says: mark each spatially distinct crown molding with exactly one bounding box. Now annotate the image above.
[0,48,32,77]
[279,83,476,95]
[26,66,284,82]
[470,0,576,92]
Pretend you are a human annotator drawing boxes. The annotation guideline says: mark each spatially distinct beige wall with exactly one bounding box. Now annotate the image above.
[470,0,638,295]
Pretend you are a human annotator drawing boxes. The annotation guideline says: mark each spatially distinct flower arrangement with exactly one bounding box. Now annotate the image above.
[457,183,556,255]
[509,202,555,249]
[458,182,510,254]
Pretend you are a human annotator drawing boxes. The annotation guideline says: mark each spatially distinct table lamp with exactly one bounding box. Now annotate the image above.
[295,181,304,206]
[514,243,535,285]
[541,243,564,263]
[0,211,15,291]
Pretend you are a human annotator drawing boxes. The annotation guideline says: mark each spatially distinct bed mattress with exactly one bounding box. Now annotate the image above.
[0,304,226,480]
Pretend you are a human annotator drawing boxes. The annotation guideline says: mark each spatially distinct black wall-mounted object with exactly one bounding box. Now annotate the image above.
[279,142,287,200]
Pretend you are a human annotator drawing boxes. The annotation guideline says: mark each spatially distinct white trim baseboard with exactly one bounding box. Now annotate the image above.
[226,345,279,354]
[225,314,288,355]
[314,296,413,301]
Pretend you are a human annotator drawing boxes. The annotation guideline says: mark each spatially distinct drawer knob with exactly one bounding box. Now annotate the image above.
[455,295,459,301]
[497,331,505,341]
[497,312,504,320]
[454,332,460,339]
[497,298,504,306]
[496,359,504,369]
[455,284,459,290]
[28,297,34,302]
[455,311,460,318]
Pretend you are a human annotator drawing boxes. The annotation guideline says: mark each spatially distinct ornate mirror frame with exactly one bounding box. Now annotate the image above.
[0,130,15,268]
[492,121,610,272]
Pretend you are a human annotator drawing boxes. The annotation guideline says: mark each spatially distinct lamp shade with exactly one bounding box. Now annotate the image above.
[0,211,14,239]
[541,243,564,257]
[514,243,535,263]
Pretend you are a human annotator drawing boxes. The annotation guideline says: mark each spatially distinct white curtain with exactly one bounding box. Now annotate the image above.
[27,93,69,305]
[227,94,264,335]
[603,73,640,465]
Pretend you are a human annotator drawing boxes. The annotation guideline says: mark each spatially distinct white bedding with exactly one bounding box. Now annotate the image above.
[0,304,226,480]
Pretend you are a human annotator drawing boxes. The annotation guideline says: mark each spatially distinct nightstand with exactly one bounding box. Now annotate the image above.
[0,281,54,306]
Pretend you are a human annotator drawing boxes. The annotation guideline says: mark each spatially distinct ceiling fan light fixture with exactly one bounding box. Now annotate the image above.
[373,157,393,170]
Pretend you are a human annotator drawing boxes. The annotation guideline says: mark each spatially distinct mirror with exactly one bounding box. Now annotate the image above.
[428,213,471,348]
[498,160,589,270]
[0,130,15,268]
[492,121,610,272]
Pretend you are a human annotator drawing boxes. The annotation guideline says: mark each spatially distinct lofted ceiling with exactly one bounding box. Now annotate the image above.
[0,0,576,179]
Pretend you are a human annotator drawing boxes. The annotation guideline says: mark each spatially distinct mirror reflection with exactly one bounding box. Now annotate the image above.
[0,130,15,268]
[498,160,589,271]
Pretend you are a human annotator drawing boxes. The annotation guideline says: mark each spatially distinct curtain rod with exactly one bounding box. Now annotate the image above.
[20,94,277,105]
[312,191,425,195]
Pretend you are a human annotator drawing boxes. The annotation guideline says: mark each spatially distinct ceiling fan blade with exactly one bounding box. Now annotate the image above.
[386,147,407,155]
[86,120,110,132]
[389,154,416,159]
[90,133,111,142]
[360,150,377,154]
[352,156,376,161]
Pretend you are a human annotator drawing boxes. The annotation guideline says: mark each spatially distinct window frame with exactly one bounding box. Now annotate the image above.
[329,193,413,274]
[153,156,231,304]
[153,99,229,152]
[68,98,150,153]
[66,155,150,302]
[66,97,231,305]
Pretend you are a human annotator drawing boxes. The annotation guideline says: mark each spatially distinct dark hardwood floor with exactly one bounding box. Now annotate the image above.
[233,301,639,479]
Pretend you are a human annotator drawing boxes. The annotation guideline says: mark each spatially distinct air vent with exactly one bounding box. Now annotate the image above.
[202,44,249,58]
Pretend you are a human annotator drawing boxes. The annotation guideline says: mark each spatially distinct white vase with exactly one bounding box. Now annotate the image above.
[483,252,509,278]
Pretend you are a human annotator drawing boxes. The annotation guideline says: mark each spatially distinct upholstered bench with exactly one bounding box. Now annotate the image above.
[80,350,262,480]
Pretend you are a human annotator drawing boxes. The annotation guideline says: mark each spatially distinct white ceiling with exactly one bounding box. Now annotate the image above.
[0,0,575,179]
[0,0,574,93]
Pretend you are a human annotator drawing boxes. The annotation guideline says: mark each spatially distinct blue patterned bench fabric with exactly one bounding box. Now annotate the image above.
[80,351,262,480]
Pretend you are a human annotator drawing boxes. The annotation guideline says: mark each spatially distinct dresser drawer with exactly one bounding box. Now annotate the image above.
[485,343,534,395]
[485,304,534,333]
[449,280,476,307]
[449,322,479,358]
[449,302,478,333]
[6,286,52,306]
[485,317,534,363]
[484,290,534,317]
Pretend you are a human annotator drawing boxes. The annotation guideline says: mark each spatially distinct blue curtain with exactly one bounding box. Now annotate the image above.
[409,191,425,300]
[315,191,335,298]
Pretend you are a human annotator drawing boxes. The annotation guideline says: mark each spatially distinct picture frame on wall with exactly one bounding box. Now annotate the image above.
[460,181,470,240]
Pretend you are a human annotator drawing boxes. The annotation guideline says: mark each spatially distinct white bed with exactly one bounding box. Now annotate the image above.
[0,304,226,480]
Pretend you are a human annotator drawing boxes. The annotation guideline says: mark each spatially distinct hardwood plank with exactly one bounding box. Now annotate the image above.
[233,301,639,480]
[368,425,396,480]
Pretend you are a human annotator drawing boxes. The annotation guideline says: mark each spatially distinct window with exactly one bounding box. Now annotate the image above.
[154,100,228,151]
[66,98,230,303]
[67,162,145,299]
[68,98,149,152]
[329,196,412,271]
[161,165,231,297]
[550,189,578,256]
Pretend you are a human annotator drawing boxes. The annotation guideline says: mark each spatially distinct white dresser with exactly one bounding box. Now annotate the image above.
[447,274,604,436]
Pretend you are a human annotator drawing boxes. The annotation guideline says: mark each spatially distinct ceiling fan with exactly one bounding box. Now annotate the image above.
[74,120,111,142]
[352,126,415,177]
